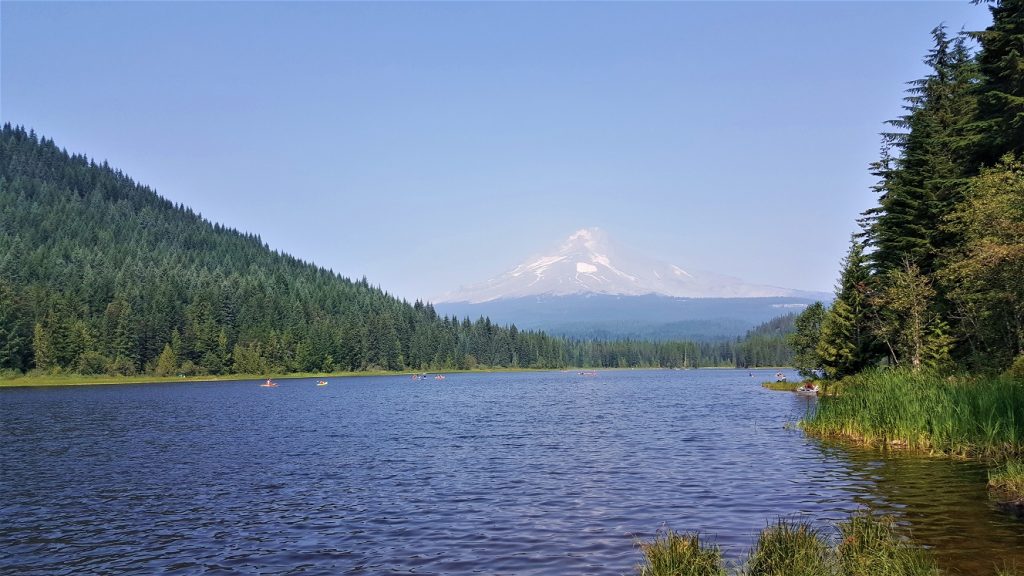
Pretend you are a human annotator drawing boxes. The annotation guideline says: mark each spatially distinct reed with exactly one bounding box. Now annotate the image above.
[802,370,1024,459]
[636,529,726,576]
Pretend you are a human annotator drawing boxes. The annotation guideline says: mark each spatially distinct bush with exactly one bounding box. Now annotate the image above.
[1005,354,1024,382]
[76,351,110,375]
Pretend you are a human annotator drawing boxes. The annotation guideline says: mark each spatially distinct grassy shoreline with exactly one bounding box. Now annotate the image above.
[761,380,801,391]
[0,367,557,388]
[801,369,1024,506]
[0,365,768,388]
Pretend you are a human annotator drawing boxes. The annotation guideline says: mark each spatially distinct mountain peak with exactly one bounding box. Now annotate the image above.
[438,228,819,303]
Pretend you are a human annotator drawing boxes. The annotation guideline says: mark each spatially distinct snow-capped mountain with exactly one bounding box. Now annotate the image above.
[438,227,822,304]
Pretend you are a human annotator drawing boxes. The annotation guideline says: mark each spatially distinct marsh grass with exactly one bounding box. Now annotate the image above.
[636,529,726,576]
[637,512,948,576]
[0,366,542,388]
[744,519,830,576]
[761,381,800,391]
[835,512,939,576]
[989,459,1024,503]
[802,370,1024,459]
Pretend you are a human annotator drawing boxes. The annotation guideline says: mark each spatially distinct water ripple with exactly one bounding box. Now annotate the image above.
[2,370,1022,575]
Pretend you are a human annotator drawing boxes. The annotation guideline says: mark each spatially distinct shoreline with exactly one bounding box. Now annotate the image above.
[798,370,1024,511]
[0,366,796,389]
[0,367,545,389]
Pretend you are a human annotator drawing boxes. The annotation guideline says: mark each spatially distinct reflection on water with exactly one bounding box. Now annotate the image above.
[0,370,1021,575]
[819,442,1024,575]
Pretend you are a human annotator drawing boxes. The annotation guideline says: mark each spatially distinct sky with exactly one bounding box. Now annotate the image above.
[1,1,994,302]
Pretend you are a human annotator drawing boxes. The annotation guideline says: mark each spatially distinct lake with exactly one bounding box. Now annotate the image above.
[2,369,1022,574]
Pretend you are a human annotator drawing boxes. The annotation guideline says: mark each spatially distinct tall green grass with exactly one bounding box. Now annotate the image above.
[834,512,939,576]
[802,370,1024,459]
[635,512,945,576]
[989,458,1024,503]
[744,519,829,576]
[636,529,726,576]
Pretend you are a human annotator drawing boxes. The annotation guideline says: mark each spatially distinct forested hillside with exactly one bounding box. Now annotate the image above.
[0,126,793,376]
[790,4,1024,377]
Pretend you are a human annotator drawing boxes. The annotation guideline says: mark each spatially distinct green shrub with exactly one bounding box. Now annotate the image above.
[1005,354,1024,382]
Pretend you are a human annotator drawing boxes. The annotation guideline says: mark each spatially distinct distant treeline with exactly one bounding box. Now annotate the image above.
[0,125,793,377]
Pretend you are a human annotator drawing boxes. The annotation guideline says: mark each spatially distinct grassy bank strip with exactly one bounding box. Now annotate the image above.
[0,366,549,388]
[635,511,997,576]
[761,381,800,391]
[802,370,1024,460]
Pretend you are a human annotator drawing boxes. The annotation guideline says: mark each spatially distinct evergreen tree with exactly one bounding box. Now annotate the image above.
[861,26,979,277]
[968,0,1024,167]
[0,282,31,371]
[154,343,178,377]
[786,301,827,377]
[31,322,54,372]
[817,240,877,379]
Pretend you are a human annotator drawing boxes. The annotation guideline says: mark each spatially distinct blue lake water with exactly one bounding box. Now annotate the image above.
[2,369,1022,574]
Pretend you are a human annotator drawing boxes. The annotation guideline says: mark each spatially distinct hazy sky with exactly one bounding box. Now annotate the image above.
[2,1,993,301]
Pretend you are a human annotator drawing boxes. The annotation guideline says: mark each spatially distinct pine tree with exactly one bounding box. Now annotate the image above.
[0,282,30,371]
[788,303,826,378]
[32,322,54,372]
[817,240,877,379]
[862,26,979,277]
[154,343,178,376]
[968,0,1024,167]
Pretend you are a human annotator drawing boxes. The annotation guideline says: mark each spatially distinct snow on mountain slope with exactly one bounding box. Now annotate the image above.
[438,228,822,303]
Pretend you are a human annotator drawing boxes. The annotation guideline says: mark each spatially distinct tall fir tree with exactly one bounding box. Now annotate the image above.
[817,240,878,379]
[0,282,31,371]
[861,26,979,278]
[968,0,1024,168]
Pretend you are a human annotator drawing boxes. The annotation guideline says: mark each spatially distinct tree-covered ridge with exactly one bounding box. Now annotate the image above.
[792,1,1024,377]
[0,125,793,376]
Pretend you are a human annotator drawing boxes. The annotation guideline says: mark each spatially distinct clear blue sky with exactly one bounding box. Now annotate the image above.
[1,1,993,301]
